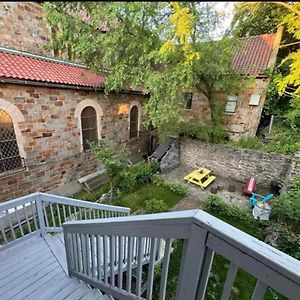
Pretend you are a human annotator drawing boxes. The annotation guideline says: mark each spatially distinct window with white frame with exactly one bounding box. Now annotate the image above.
[225,95,238,113]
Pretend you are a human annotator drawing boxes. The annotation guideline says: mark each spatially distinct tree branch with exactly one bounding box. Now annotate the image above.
[271,2,300,17]
[279,41,300,48]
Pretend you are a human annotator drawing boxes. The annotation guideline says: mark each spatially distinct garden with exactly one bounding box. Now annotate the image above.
[72,139,300,300]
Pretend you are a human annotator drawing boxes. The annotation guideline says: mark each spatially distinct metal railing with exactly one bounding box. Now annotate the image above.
[63,210,300,300]
[0,192,130,248]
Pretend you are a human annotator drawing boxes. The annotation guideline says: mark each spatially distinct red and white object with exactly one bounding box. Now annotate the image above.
[242,176,257,196]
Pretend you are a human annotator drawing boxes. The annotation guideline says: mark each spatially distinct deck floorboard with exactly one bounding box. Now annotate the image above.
[0,233,105,299]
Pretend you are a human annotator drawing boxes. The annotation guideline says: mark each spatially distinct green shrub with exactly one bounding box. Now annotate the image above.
[115,162,159,196]
[228,136,263,150]
[205,195,267,239]
[145,199,168,214]
[73,184,110,202]
[151,174,188,197]
[272,176,300,228]
[269,224,300,260]
[164,181,188,196]
[179,119,228,143]
[205,123,229,144]
[265,126,300,155]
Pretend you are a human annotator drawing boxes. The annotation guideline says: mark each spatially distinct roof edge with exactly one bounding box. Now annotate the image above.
[0,77,146,95]
[0,45,88,68]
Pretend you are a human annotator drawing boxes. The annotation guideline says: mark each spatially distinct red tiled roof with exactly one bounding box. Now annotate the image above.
[232,33,276,76]
[0,32,276,89]
[0,51,106,88]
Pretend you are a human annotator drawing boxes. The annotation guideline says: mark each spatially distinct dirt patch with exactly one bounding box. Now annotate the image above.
[162,164,269,212]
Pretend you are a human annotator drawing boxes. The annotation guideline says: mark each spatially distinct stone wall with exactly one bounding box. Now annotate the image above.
[0,2,51,56]
[183,78,270,140]
[0,83,148,201]
[181,138,293,188]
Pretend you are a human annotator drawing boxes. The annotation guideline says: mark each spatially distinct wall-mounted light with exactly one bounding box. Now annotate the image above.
[117,103,129,114]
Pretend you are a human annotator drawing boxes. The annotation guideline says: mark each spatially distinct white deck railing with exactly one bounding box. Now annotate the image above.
[63,210,300,300]
[0,192,130,249]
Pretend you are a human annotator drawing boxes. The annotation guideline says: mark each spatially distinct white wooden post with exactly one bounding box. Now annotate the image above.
[35,194,46,236]
[176,223,208,300]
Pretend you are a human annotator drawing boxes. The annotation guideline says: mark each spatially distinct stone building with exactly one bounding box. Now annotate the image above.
[183,28,282,140]
[0,2,150,201]
[0,2,282,201]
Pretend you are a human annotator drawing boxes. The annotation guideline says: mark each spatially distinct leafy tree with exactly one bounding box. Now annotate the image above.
[44,2,249,137]
[89,140,129,198]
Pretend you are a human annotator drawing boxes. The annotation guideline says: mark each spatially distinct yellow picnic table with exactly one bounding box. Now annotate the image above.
[184,167,216,190]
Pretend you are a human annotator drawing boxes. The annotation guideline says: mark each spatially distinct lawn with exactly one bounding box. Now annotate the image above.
[72,182,286,299]
[107,183,183,213]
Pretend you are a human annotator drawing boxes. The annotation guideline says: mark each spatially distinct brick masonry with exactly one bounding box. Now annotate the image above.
[0,2,51,56]
[180,138,294,188]
[0,83,149,201]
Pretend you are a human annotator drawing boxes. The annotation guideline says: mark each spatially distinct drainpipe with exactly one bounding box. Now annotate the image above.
[268,115,274,135]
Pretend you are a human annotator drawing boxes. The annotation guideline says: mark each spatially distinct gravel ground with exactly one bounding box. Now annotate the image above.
[161,164,256,212]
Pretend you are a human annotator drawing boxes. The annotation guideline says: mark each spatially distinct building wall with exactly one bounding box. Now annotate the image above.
[0,83,148,201]
[181,138,293,188]
[0,2,51,56]
[183,78,269,140]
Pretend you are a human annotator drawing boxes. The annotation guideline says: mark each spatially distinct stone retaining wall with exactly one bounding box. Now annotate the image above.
[181,138,294,188]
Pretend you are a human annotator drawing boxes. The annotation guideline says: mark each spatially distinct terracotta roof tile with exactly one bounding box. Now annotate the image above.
[0,32,277,89]
[232,33,276,76]
[0,51,106,88]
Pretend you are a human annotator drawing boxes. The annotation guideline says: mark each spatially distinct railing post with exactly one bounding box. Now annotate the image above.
[35,194,46,236]
[176,223,208,300]
[63,228,73,276]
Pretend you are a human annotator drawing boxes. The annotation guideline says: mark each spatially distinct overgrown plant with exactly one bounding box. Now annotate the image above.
[44,2,251,137]
[272,176,300,229]
[89,140,129,198]
[228,136,263,150]
[114,162,159,196]
[151,174,189,196]
[179,118,229,143]
[145,199,168,214]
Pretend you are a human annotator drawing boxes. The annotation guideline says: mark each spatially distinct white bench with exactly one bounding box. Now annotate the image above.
[78,169,109,191]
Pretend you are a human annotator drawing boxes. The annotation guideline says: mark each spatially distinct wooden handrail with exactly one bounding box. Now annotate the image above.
[63,210,300,300]
[0,192,131,249]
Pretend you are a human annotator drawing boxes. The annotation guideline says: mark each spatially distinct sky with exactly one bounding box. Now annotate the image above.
[214,2,237,35]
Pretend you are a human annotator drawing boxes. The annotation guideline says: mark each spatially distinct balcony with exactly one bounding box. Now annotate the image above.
[0,193,299,299]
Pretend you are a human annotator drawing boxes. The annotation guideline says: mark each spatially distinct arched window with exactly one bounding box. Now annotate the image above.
[129,105,139,139]
[0,109,22,173]
[81,106,98,151]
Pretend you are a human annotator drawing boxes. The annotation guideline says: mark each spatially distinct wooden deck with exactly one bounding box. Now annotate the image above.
[0,233,108,300]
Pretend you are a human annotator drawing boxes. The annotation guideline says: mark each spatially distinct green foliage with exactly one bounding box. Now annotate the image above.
[44,2,250,137]
[265,125,300,154]
[73,184,110,202]
[206,193,300,262]
[228,136,263,150]
[151,174,188,196]
[272,176,300,229]
[179,118,229,143]
[231,2,286,38]
[205,195,267,239]
[109,183,183,213]
[145,198,168,214]
[115,162,159,196]
[227,125,299,155]
[89,140,129,183]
